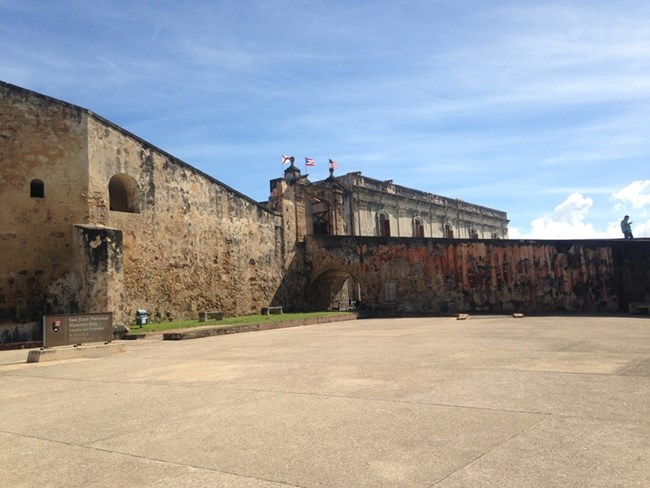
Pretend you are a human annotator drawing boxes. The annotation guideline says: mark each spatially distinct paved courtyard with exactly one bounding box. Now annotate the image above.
[1,315,649,487]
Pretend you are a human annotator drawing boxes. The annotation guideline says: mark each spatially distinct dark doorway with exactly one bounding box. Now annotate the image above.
[309,270,362,311]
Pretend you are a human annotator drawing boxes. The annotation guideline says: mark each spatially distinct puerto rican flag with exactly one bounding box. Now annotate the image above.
[305,157,316,167]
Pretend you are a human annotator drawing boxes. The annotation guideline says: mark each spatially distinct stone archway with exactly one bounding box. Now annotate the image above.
[309,269,362,311]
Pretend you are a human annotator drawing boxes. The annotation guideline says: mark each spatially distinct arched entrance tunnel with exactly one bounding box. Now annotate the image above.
[309,269,362,311]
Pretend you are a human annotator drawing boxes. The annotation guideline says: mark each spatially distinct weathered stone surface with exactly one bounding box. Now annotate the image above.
[304,235,650,314]
[0,83,89,322]
[85,115,288,324]
[1,82,289,325]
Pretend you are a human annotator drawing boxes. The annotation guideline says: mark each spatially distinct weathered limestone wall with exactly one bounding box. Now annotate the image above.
[267,179,311,312]
[73,225,124,318]
[86,115,286,324]
[305,236,650,314]
[302,184,346,237]
[1,81,293,329]
[0,82,90,322]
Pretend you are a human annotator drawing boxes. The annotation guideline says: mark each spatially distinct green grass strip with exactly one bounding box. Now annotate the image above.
[128,311,348,335]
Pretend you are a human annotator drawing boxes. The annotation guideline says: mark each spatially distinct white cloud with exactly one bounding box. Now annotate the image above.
[516,181,650,239]
[553,192,593,224]
[523,193,603,239]
[611,180,650,210]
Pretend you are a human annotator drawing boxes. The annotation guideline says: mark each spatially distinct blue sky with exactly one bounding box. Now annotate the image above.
[2,0,650,238]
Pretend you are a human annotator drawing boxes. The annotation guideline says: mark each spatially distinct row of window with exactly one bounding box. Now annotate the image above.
[310,201,500,239]
[29,175,139,213]
[376,212,499,239]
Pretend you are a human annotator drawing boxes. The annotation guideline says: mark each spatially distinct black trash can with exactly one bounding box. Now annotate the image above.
[135,309,149,326]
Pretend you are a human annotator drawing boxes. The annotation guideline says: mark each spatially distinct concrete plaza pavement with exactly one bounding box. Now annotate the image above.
[1,315,649,487]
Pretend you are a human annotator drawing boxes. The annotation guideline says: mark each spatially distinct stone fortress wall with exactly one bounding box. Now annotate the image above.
[85,114,288,323]
[2,80,649,345]
[304,236,650,315]
[1,84,90,323]
[0,81,290,326]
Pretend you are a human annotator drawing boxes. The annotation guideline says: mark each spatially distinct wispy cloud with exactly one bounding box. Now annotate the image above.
[3,0,650,238]
[611,180,650,210]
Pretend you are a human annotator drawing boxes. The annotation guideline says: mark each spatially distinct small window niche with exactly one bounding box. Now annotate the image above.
[109,173,140,213]
[30,179,45,198]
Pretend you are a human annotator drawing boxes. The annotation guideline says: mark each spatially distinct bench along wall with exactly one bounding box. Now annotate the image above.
[305,236,650,314]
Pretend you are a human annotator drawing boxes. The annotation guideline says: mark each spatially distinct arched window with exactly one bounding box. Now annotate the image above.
[444,221,454,239]
[469,227,479,239]
[377,211,391,237]
[413,218,424,238]
[30,179,45,198]
[109,174,140,213]
[491,231,500,239]
[311,198,330,235]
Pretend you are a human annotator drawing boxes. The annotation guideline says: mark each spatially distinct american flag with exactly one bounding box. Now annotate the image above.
[305,157,316,167]
[328,159,339,169]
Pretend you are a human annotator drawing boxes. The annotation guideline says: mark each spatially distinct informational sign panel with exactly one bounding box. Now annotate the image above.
[43,313,113,347]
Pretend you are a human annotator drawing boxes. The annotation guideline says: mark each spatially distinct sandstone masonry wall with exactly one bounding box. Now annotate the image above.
[85,115,286,324]
[1,81,291,328]
[0,83,90,321]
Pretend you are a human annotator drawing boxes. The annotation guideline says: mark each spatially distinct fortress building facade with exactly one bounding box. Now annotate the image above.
[268,163,508,242]
[1,81,512,329]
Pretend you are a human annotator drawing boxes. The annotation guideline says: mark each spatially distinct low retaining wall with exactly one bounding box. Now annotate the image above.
[162,313,358,341]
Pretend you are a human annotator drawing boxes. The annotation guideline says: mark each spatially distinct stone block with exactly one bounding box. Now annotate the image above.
[198,311,224,322]
[261,306,283,315]
[112,324,130,339]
